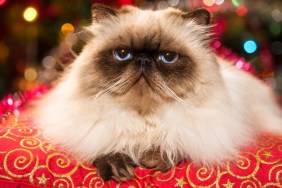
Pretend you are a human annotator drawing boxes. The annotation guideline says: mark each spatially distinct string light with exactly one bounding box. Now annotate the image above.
[243,40,257,54]
[61,23,74,35]
[23,7,38,23]
[203,0,215,7]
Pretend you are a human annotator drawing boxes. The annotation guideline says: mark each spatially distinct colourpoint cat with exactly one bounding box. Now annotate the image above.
[35,4,282,182]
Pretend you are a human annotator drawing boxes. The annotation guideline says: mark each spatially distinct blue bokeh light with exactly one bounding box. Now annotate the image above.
[243,40,257,54]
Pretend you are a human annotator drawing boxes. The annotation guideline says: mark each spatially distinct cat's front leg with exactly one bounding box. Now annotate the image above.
[93,153,136,182]
[140,148,178,172]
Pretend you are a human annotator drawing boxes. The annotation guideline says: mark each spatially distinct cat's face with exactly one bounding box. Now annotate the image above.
[77,5,220,112]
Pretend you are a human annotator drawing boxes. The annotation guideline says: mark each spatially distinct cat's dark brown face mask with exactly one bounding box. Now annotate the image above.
[79,4,212,111]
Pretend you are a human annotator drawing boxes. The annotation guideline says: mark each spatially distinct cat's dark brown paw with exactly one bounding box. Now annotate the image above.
[93,153,135,182]
[140,148,174,172]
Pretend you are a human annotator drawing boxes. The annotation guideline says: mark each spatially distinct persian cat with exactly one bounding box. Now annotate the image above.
[35,4,282,182]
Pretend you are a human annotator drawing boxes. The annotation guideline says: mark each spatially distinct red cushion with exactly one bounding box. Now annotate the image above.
[1,109,282,187]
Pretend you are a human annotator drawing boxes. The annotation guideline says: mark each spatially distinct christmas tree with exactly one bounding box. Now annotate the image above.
[0,0,281,98]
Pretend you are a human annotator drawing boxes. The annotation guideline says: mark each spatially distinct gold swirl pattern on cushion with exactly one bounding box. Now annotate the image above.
[9,127,39,138]
[20,138,41,149]
[240,179,261,188]
[226,153,259,179]
[186,163,219,187]
[46,153,78,177]
[4,148,39,178]
[53,177,74,188]
[268,164,282,185]
[257,148,281,165]
[1,111,282,187]
[155,168,176,182]
[82,172,104,188]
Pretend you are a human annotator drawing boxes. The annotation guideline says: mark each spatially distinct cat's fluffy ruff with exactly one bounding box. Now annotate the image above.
[35,6,282,168]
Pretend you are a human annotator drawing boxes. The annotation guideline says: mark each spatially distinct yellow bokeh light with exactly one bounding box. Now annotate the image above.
[61,23,74,35]
[203,0,215,6]
[23,7,38,22]
[24,67,37,82]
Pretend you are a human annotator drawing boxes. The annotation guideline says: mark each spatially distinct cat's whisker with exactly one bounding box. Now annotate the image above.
[157,78,188,107]
[91,76,124,101]
[91,76,131,102]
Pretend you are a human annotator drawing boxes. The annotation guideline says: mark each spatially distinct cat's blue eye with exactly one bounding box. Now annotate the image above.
[113,49,133,61]
[159,52,178,64]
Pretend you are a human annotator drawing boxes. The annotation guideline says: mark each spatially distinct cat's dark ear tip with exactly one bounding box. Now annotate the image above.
[194,8,211,25]
[183,8,211,25]
[91,3,118,23]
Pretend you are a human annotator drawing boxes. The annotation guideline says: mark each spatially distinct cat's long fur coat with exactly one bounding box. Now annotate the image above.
[35,4,282,181]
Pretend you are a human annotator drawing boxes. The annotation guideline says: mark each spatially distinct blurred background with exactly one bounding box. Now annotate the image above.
[0,0,281,99]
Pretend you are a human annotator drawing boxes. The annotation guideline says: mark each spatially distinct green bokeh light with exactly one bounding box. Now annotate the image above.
[270,22,282,35]
[232,0,240,7]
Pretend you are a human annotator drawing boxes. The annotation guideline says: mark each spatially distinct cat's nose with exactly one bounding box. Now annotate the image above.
[137,56,151,66]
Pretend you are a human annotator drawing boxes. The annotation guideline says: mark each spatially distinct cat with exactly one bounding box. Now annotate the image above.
[34,4,282,182]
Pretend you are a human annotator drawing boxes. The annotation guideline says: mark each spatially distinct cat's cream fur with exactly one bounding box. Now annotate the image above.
[35,5,282,168]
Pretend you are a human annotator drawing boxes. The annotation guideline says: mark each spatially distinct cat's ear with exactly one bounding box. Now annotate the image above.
[183,8,210,25]
[92,4,119,23]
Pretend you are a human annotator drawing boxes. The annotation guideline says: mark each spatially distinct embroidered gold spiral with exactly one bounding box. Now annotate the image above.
[53,178,74,188]
[10,127,38,138]
[4,148,38,178]
[186,164,218,187]
[227,154,259,179]
[20,138,41,149]
[257,149,281,165]
[155,168,176,182]
[196,167,214,181]
[83,172,104,188]
[269,164,282,185]
[46,153,78,177]
[240,179,260,188]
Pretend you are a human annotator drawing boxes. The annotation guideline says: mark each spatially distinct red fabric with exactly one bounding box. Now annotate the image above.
[1,110,282,187]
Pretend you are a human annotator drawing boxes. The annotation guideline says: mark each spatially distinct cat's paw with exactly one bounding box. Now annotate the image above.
[140,148,173,172]
[93,153,135,182]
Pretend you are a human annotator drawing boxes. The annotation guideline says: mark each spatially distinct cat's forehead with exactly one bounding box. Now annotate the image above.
[93,8,188,52]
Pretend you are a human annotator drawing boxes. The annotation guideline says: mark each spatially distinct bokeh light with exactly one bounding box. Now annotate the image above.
[235,60,244,69]
[231,0,241,7]
[167,0,179,6]
[236,6,248,17]
[23,7,38,23]
[23,7,38,22]
[0,0,7,6]
[243,40,257,54]
[42,56,56,69]
[61,23,74,35]
[270,22,282,35]
[203,0,215,7]
[272,9,282,22]
[215,0,224,5]
[24,67,37,81]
